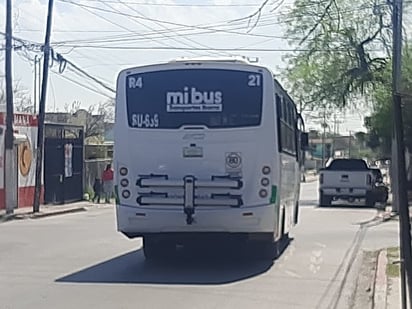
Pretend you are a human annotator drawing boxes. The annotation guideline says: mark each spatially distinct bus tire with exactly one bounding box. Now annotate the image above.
[272,207,287,259]
[293,201,299,225]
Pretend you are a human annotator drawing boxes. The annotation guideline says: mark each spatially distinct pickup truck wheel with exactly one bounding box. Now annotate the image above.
[319,193,332,207]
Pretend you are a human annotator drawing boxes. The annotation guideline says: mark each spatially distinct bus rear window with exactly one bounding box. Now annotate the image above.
[125,69,263,129]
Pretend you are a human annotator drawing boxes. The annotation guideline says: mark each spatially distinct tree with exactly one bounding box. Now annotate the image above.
[64,99,114,143]
[280,0,392,110]
[365,47,412,156]
[0,73,34,113]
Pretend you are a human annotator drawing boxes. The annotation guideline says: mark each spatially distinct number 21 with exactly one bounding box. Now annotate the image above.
[248,74,261,87]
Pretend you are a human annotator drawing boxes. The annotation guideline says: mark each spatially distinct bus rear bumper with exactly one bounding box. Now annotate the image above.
[116,204,276,238]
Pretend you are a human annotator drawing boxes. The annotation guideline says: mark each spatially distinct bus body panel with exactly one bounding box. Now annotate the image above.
[114,60,300,241]
[116,203,276,236]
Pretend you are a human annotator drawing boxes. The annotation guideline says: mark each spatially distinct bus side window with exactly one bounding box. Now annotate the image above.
[283,98,289,124]
[290,103,297,153]
[275,94,283,151]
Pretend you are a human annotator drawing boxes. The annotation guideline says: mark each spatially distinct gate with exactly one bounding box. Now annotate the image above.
[44,124,84,204]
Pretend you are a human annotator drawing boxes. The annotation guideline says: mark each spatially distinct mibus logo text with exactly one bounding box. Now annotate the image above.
[166,87,223,113]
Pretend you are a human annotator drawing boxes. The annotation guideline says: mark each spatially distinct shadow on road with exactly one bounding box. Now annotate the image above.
[299,199,319,207]
[300,199,379,210]
[55,240,293,285]
[317,203,378,209]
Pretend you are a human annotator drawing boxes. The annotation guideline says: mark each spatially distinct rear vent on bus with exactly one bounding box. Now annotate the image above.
[135,174,243,207]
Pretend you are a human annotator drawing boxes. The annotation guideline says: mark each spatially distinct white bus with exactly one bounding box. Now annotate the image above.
[114,57,307,260]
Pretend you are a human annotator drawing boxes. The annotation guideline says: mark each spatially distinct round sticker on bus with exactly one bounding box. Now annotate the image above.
[226,152,242,169]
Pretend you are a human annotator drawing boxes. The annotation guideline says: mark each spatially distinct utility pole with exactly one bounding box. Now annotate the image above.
[348,131,352,158]
[34,56,38,114]
[321,108,327,168]
[4,0,17,215]
[33,0,54,213]
[33,55,41,114]
[392,0,412,308]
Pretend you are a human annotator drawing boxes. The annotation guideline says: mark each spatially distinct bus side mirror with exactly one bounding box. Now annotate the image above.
[301,132,309,149]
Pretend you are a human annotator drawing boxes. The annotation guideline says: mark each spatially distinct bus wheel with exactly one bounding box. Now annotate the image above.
[293,201,299,225]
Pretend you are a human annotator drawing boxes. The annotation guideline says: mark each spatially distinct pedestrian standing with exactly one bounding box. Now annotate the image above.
[102,163,114,203]
[92,177,102,203]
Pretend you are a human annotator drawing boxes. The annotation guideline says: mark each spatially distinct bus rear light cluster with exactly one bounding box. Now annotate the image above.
[259,166,271,199]
[119,167,130,198]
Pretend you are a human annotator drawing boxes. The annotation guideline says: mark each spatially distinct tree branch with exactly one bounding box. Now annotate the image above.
[299,0,336,45]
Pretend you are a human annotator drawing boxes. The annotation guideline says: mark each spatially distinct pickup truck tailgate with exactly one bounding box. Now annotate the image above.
[321,171,372,188]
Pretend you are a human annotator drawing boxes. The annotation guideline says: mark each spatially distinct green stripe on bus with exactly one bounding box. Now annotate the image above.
[114,185,120,204]
[270,185,277,204]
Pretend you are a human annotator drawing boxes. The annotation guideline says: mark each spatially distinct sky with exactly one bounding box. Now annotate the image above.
[0,0,371,134]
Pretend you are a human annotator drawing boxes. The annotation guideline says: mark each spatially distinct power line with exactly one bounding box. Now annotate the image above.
[51,16,289,46]
[57,45,380,52]
[56,0,288,40]
[62,57,115,93]
[1,32,116,94]
[98,0,205,56]
[78,0,262,7]
[51,68,113,99]
[115,0,230,56]
[54,0,375,44]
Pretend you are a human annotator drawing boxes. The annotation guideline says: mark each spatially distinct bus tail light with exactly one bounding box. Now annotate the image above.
[120,179,129,187]
[122,190,131,199]
[259,189,268,198]
[261,177,270,186]
[119,167,128,176]
[262,166,271,175]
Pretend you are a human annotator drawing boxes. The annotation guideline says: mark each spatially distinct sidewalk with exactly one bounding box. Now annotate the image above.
[372,247,400,309]
[0,200,114,223]
[303,170,319,183]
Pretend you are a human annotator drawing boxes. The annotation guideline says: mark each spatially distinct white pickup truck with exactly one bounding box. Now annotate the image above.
[319,159,378,207]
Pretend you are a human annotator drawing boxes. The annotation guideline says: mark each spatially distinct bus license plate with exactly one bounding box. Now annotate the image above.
[183,146,203,158]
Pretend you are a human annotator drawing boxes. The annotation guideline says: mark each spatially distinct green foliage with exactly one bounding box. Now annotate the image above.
[281,0,412,156]
[281,0,392,110]
[365,48,412,155]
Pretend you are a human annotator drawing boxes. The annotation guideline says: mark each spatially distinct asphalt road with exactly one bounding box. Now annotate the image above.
[0,181,399,309]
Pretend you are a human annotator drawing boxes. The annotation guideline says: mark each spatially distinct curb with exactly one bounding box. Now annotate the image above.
[0,206,88,223]
[302,176,318,183]
[373,249,388,309]
[30,207,87,219]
